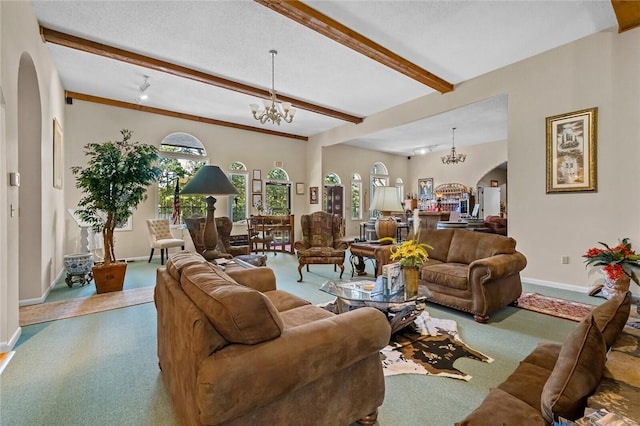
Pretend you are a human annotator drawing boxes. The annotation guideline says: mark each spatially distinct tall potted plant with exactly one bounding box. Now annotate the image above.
[71,129,161,293]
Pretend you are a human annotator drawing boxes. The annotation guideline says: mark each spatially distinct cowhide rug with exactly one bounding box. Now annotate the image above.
[381,312,493,381]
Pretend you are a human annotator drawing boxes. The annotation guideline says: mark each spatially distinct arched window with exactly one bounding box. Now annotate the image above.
[370,162,389,217]
[396,177,404,201]
[228,161,249,222]
[265,167,291,215]
[157,133,207,222]
[351,173,362,220]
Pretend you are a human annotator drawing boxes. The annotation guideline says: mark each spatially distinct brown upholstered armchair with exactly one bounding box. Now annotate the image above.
[184,215,251,258]
[293,211,348,282]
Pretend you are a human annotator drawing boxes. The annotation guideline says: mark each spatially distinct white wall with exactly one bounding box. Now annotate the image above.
[1,1,65,350]
[312,30,640,296]
[64,100,312,260]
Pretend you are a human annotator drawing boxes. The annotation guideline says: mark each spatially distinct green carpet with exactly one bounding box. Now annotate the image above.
[2,251,588,425]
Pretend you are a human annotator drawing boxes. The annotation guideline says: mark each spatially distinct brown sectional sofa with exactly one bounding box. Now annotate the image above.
[456,292,632,425]
[378,228,527,322]
[154,252,391,426]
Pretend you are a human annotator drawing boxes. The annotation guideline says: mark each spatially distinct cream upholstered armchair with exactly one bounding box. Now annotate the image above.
[146,219,185,265]
[293,211,347,282]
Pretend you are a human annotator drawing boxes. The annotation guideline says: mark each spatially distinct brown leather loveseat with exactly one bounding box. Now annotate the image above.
[456,292,631,425]
[378,228,527,322]
[155,252,391,426]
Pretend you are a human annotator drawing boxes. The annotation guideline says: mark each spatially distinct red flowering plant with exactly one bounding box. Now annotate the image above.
[583,238,640,284]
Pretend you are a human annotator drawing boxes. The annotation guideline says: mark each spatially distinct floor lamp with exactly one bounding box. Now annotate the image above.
[371,186,404,240]
[180,165,238,261]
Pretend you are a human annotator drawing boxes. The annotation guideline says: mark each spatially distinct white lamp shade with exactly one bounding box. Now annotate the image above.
[371,186,404,215]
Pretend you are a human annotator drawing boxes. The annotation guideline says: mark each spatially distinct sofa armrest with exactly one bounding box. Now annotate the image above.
[374,244,397,268]
[334,239,348,250]
[469,251,527,280]
[224,266,277,293]
[196,307,391,424]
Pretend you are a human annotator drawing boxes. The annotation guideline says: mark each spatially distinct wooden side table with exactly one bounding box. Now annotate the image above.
[349,242,386,277]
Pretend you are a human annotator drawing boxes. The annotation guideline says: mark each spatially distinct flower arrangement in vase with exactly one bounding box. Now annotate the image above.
[583,237,639,299]
[389,237,433,299]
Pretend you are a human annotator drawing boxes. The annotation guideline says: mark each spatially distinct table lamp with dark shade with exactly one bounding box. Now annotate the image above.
[371,186,404,240]
[180,165,238,260]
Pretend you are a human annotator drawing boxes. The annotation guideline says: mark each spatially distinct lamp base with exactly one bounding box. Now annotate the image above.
[375,218,398,240]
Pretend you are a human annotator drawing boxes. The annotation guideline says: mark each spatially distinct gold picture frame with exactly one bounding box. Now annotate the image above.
[546,107,597,193]
[53,118,63,189]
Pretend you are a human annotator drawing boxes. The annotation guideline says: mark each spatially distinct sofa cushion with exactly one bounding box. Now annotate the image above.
[417,229,454,262]
[455,388,546,426]
[263,290,311,312]
[521,342,562,371]
[421,263,468,290]
[181,263,283,345]
[279,304,336,329]
[447,230,516,265]
[498,362,553,411]
[540,316,606,423]
[166,252,207,281]
[590,291,631,348]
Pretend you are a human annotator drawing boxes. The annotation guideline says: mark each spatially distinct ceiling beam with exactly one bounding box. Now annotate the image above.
[255,0,454,94]
[65,91,308,141]
[41,26,362,124]
[611,0,640,33]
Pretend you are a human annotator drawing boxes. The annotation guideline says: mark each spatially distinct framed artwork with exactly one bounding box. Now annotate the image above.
[546,107,597,193]
[296,182,305,195]
[309,186,319,204]
[253,169,261,179]
[490,180,499,188]
[53,118,63,189]
[252,193,262,207]
[115,216,133,232]
[417,178,434,199]
[252,179,262,193]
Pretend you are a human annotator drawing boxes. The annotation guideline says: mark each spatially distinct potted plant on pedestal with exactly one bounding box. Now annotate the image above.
[71,129,161,293]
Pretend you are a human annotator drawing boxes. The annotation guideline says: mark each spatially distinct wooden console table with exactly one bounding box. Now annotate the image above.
[248,215,295,254]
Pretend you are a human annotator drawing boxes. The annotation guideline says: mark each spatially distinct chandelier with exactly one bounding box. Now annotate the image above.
[441,127,466,165]
[250,50,296,125]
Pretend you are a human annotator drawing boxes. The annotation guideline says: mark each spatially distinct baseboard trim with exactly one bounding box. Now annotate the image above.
[523,276,640,303]
[0,326,22,352]
[521,276,588,294]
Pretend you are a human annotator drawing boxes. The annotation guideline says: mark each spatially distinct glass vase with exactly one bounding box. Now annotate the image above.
[402,266,420,300]
[601,273,630,300]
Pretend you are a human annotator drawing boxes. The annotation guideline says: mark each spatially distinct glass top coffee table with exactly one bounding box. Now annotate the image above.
[320,278,426,334]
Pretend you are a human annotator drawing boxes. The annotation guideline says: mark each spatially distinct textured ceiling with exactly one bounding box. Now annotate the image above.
[31,0,618,155]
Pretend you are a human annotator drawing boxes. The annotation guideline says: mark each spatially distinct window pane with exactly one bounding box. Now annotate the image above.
[351,181,362,220]
[229,173,248,221]
[158,157,206,220]
[265,182,291,215]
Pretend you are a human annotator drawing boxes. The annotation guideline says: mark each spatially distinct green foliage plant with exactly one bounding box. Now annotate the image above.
[71,130,161,265]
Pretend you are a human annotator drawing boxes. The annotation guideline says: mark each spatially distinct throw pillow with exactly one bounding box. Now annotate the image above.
[540,316,606,423]
[181,263,283,345]
[590,291,631,348]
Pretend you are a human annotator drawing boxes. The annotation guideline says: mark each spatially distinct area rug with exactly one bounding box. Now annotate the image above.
[516,292,595,322]
[19,286,154,326]
[381,312,493,381]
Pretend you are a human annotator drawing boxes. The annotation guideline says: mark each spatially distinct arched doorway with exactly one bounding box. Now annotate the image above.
[17,53,43,300]
[476,161,507,220]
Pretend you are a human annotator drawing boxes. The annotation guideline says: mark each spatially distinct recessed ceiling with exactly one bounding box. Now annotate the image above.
[31,1,618,153]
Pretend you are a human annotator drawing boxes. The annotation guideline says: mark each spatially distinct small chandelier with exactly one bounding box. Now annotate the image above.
[250,50,296,125]
[441,127,466,165]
